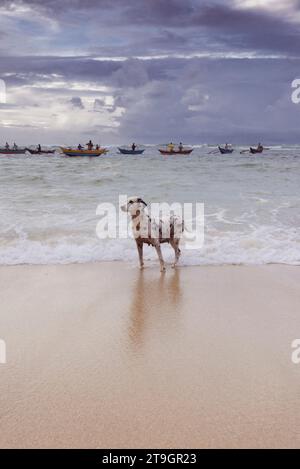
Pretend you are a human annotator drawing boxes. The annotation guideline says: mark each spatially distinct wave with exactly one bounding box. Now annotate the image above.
[1,145,299,266]
[0,224,299,266]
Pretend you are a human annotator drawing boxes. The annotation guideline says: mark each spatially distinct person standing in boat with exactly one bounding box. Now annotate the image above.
[13,142,18,150]
[37,144,42,152]
[178,142,183,152]
[86,140,94,150]
[96,144,99,150]
[257,142,263,152]
[168,142,174,152]
[78,144,83,150]
[132,143,136,151]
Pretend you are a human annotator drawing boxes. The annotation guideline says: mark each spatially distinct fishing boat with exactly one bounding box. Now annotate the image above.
[250,147,263,154]
[61,147,108,157]
[158,146,193,155]
[27,149,55,155]
[118,147,145,155]
[218,146,234,154]
[0,148,28,155]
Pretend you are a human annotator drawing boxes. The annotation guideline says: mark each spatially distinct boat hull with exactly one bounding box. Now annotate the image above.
[158,149,193,155]
[118,148,145,155]
[61,148,107,157]
[27,149,55,155]
[0,149,27,155]
[218,146,234,154]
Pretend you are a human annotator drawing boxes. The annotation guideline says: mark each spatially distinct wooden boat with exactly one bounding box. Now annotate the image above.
[158,148,193,155]
[118,147,145,155]
[0,148,27,155]
[250,147,263,154]
[218,146,234,154]
[61,147,108,157]
[27,149,55,155]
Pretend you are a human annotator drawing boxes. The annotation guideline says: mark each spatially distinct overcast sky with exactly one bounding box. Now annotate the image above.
[1,0,300,144]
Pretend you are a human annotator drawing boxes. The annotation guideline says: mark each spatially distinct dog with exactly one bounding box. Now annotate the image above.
[121,197,184,272]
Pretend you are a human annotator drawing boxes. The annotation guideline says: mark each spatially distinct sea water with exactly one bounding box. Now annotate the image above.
[0,145,299,265]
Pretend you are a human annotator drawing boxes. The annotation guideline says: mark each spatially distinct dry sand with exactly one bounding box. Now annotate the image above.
[0,262,299,448]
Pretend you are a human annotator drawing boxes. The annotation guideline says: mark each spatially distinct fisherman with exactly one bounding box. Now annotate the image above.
[37,144,42,152]
[78,144,83,150]
[5,142,9,150]
[132,142,136,151]
[13,142,18,150]
[96,144,99,150]
[178,142,183,152]
[86,140,94,150]
[225,143,229,149]
[167,142,174,152]
[257,142,263,152]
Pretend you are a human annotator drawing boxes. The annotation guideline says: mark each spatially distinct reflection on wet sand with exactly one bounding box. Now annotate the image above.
[1,264,300,448]
[128,269,182,349]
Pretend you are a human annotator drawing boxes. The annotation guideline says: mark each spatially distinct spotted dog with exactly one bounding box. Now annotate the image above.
[121,197,184,272]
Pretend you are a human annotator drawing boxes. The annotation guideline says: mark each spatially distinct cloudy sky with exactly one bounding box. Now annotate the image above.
[1,0,300,144]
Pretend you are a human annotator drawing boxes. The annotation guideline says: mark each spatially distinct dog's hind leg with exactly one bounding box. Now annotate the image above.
[154,243,166,272]
[170,239,181,268]
[136,241,144,269]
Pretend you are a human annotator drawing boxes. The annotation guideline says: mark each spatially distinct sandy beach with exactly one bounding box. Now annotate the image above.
[0,262,299,448]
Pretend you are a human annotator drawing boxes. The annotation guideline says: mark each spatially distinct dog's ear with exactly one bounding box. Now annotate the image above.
[137,198,147,206]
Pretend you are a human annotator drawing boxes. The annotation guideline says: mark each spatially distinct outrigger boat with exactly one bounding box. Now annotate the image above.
[27,149,55,155]
[218,146,234,154]
[159,148,193,155]
[118,147,145,155]
[250,146,263,154]
[0,148,27,154]
[158,144,193,155]
[1,148,55,155]
[61,147,108,157]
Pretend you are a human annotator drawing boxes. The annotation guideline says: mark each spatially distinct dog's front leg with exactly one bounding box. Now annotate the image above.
[136,241,144,269]
[170,239,181,268]
[154,243,166,272]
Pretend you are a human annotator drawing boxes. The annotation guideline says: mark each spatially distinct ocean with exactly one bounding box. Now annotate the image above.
[0,145,299,266]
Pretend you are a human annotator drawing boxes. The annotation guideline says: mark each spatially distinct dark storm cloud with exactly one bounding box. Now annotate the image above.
[120,1,300,57]
[2,53,300,143]
[0,55,171,89]
[110,57,300,143]
[1,0,194,18]
[191,4,300,56]
[1,1,300,143]
[0,56,120,86]
[2,0,300,57]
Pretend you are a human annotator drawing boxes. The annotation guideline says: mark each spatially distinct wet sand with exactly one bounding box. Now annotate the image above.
[0,263,299,448]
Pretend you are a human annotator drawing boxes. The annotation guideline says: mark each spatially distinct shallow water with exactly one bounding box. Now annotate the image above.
[0,145,299,265]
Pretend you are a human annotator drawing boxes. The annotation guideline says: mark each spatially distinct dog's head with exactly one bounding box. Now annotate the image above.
[121,196,147,217]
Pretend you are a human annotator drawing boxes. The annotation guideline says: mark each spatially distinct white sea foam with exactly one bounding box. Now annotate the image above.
[0,146,299,266]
